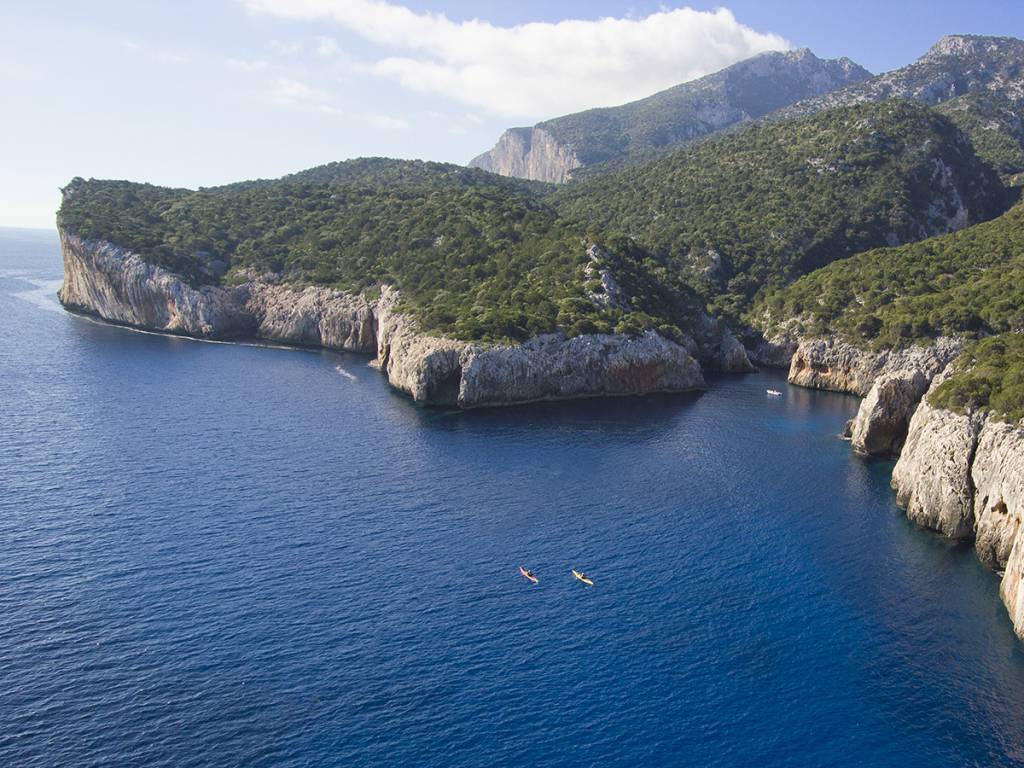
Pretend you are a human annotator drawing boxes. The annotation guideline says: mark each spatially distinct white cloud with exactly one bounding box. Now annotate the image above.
[269,39,303,56]
[267,77,332,107]
[120,39,192,65]
[239,1,790,117]
[227,57,269,72]
[315,35,340,57]
[362,113,409,130]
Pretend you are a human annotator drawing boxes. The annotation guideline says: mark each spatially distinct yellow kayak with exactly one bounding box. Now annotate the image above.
[572,569,594,586]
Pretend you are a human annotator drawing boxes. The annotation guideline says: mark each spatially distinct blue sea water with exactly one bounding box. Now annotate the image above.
[3,227,1024,768]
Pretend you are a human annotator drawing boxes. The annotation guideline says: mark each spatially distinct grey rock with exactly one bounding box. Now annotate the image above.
[468,126,580,184]
[787,337,964,396]
[972,420,1024,572]
[59,234,705,409]
[849,369,930,456]
[891,392,984,539]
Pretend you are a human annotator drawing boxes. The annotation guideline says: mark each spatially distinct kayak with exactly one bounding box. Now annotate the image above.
[519,565,539,584]
[572,569,594,586]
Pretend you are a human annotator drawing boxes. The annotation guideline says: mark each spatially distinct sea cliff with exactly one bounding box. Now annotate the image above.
[766,332,1024,638]
[893,381,1024,639]
[58,231,708,407]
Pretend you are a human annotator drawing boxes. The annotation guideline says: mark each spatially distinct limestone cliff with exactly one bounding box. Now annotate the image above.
[468,127,581,184]
[58,233,704,408]
[847,370,930,456]
[892,379,1024,639]
[787,337,963,397]
[891,394,982,538]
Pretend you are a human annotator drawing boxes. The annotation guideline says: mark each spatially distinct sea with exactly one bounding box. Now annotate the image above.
[3,227,1024,767]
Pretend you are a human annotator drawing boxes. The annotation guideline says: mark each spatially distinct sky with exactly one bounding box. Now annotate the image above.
[2,0,1022,228]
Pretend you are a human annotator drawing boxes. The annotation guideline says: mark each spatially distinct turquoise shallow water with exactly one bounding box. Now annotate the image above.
[3,228,1024,767]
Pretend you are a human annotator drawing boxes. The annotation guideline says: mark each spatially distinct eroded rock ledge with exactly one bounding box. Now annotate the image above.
[58,231,707,408]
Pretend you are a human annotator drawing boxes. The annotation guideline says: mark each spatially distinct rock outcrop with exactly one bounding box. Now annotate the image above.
[468,127,581,184]
[692,313,755,373]
[246,282,377,352]
[59,233,705,408]
[848,370,930,456]
[784,336,965,457]
[972,421,1024,571]
[787,337,963,396]
[891,376,1024,639]
[58,231,256,338]
[891,394,982,538]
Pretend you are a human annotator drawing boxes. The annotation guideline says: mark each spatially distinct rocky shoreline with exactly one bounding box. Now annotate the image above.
[58,229,1024,638]
[57,231,728,408]
[774,333,1024,639]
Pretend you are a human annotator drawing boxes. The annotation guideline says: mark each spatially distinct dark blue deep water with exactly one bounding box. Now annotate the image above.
[4,228,1024,767]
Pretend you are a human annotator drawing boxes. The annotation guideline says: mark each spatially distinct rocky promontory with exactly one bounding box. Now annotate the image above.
[58,231,708,408]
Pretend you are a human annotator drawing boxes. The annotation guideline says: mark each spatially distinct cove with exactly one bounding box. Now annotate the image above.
[3,229,1024,767]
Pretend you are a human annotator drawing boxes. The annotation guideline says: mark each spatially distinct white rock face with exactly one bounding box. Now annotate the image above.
[246,282,376,351]
[890,375,1024,640]
[58,231,255,338]
[60,234,705,408]
[972,421,1024,572]
[788,337,963,396]
[891,395,983,539]
[468,127,581,184]
[457,330,704,408]
[849,370,930,455]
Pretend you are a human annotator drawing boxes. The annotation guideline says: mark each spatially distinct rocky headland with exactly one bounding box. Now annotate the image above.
[58,231,723,408]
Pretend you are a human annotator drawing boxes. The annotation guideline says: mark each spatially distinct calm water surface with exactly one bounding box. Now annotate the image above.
[3,228,1024,767]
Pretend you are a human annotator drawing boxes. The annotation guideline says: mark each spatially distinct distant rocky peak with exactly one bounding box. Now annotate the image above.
[924,34,1022,60]
[469,47,871,182]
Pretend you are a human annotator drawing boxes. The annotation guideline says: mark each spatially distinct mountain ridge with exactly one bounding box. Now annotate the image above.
[469,48,871,182]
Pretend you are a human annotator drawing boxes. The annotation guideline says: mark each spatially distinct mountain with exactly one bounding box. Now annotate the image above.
[468,48,871,183]
[781,35,1024,114]
[553,100,1009,319]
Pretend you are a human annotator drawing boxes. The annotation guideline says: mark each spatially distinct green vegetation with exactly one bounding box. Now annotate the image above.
[554,101,1007,320]
[755,203,1024,348]
[58,160,704,344]
[930,334,1024,423]
[58,99,1018,359]
[937,93,1024,177]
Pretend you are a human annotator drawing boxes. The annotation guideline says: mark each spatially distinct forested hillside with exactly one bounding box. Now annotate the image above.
[754,203,1024,348]
[553,100,1008,319]
[58,161,706,344]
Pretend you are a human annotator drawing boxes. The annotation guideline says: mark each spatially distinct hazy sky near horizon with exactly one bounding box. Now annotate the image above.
[2,0,1023,228]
